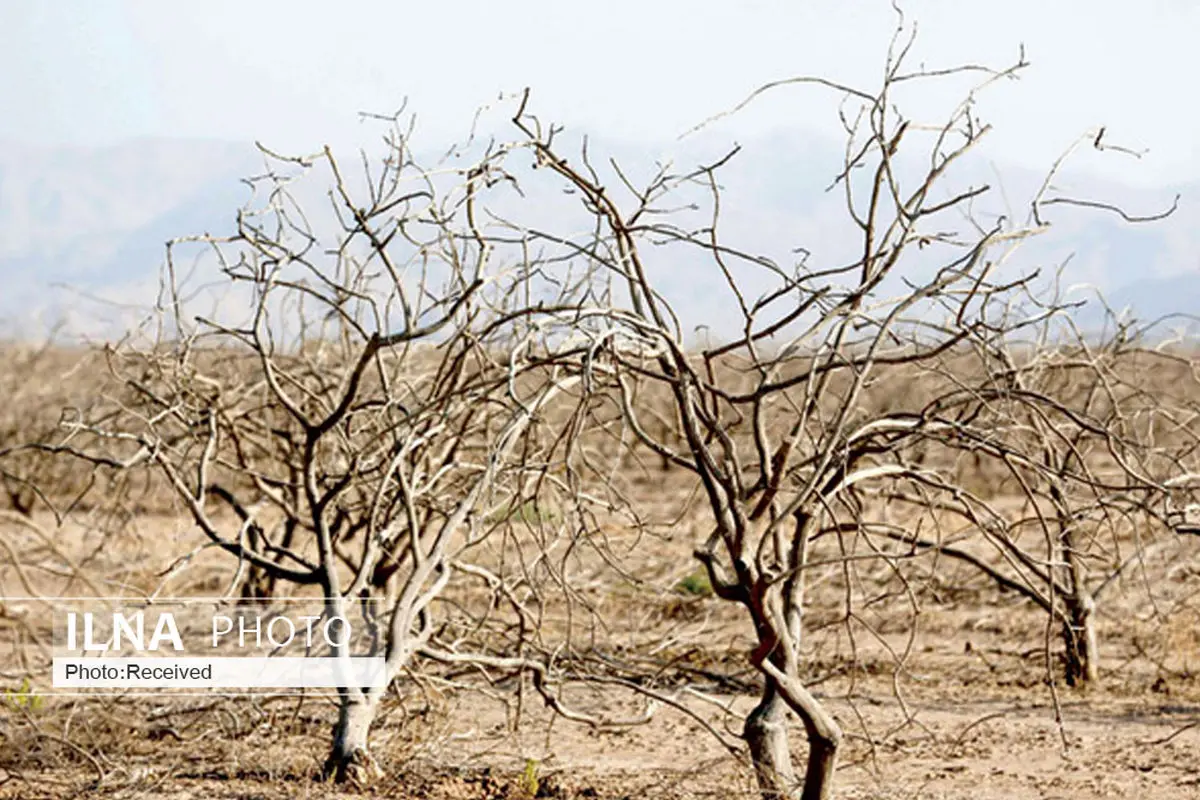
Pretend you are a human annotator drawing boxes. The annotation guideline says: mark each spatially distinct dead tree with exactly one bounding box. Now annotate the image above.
[68,117,649,785]
[499,26,1188,800]
[870,316,1200,687]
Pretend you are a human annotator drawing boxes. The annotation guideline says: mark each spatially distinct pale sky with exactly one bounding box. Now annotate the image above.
[2,1,1197,186]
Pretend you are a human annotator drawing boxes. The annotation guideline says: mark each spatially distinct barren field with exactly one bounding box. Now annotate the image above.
[8,685,1200,799]
[4,506,1200,799]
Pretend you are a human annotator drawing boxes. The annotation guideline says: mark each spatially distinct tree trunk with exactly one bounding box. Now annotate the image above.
[766,668,842,800]
[1062,526,1099,686]
[746,666,843,800]
[234,526,277,602]
[797,724,839,800]
[323,693,384,786]
[744,683,797,799]
[1062,592,1098,686]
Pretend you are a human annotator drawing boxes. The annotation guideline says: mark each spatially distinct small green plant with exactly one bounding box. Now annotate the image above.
[675,568,713,598]
[3,677,44,712]
[519,757,541,797]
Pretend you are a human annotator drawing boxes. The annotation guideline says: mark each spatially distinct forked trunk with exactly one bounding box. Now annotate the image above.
[744,677,841,800]
[323,693,384,786]
[797,724,839,800]
[775,672,842,800]
[744,684,797,799]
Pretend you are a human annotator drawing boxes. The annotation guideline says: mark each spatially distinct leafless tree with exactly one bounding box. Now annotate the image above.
[0,337,128,518]
[494,24,1194,800]
[62,116,653,785]
[870,312,1200,687]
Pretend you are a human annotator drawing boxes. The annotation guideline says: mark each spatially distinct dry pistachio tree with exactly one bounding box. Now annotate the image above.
[868,309,1200,687]
[497,31,1189,800]
[69,117,649,784]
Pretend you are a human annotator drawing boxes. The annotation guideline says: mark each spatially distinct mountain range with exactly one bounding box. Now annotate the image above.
[0,131,1194,340]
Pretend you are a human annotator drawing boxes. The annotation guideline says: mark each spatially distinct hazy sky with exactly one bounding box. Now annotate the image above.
[2,1,1196,187]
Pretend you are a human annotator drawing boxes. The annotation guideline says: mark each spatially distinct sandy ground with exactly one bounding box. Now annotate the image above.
[5,513,1200,798]
[4,638,1200,799]
[3,696,1200,799]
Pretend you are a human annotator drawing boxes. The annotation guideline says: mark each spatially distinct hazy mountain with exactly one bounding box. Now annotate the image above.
[0,132,1194,339]
[1103,271,1200,331]
[0,138,258,335]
